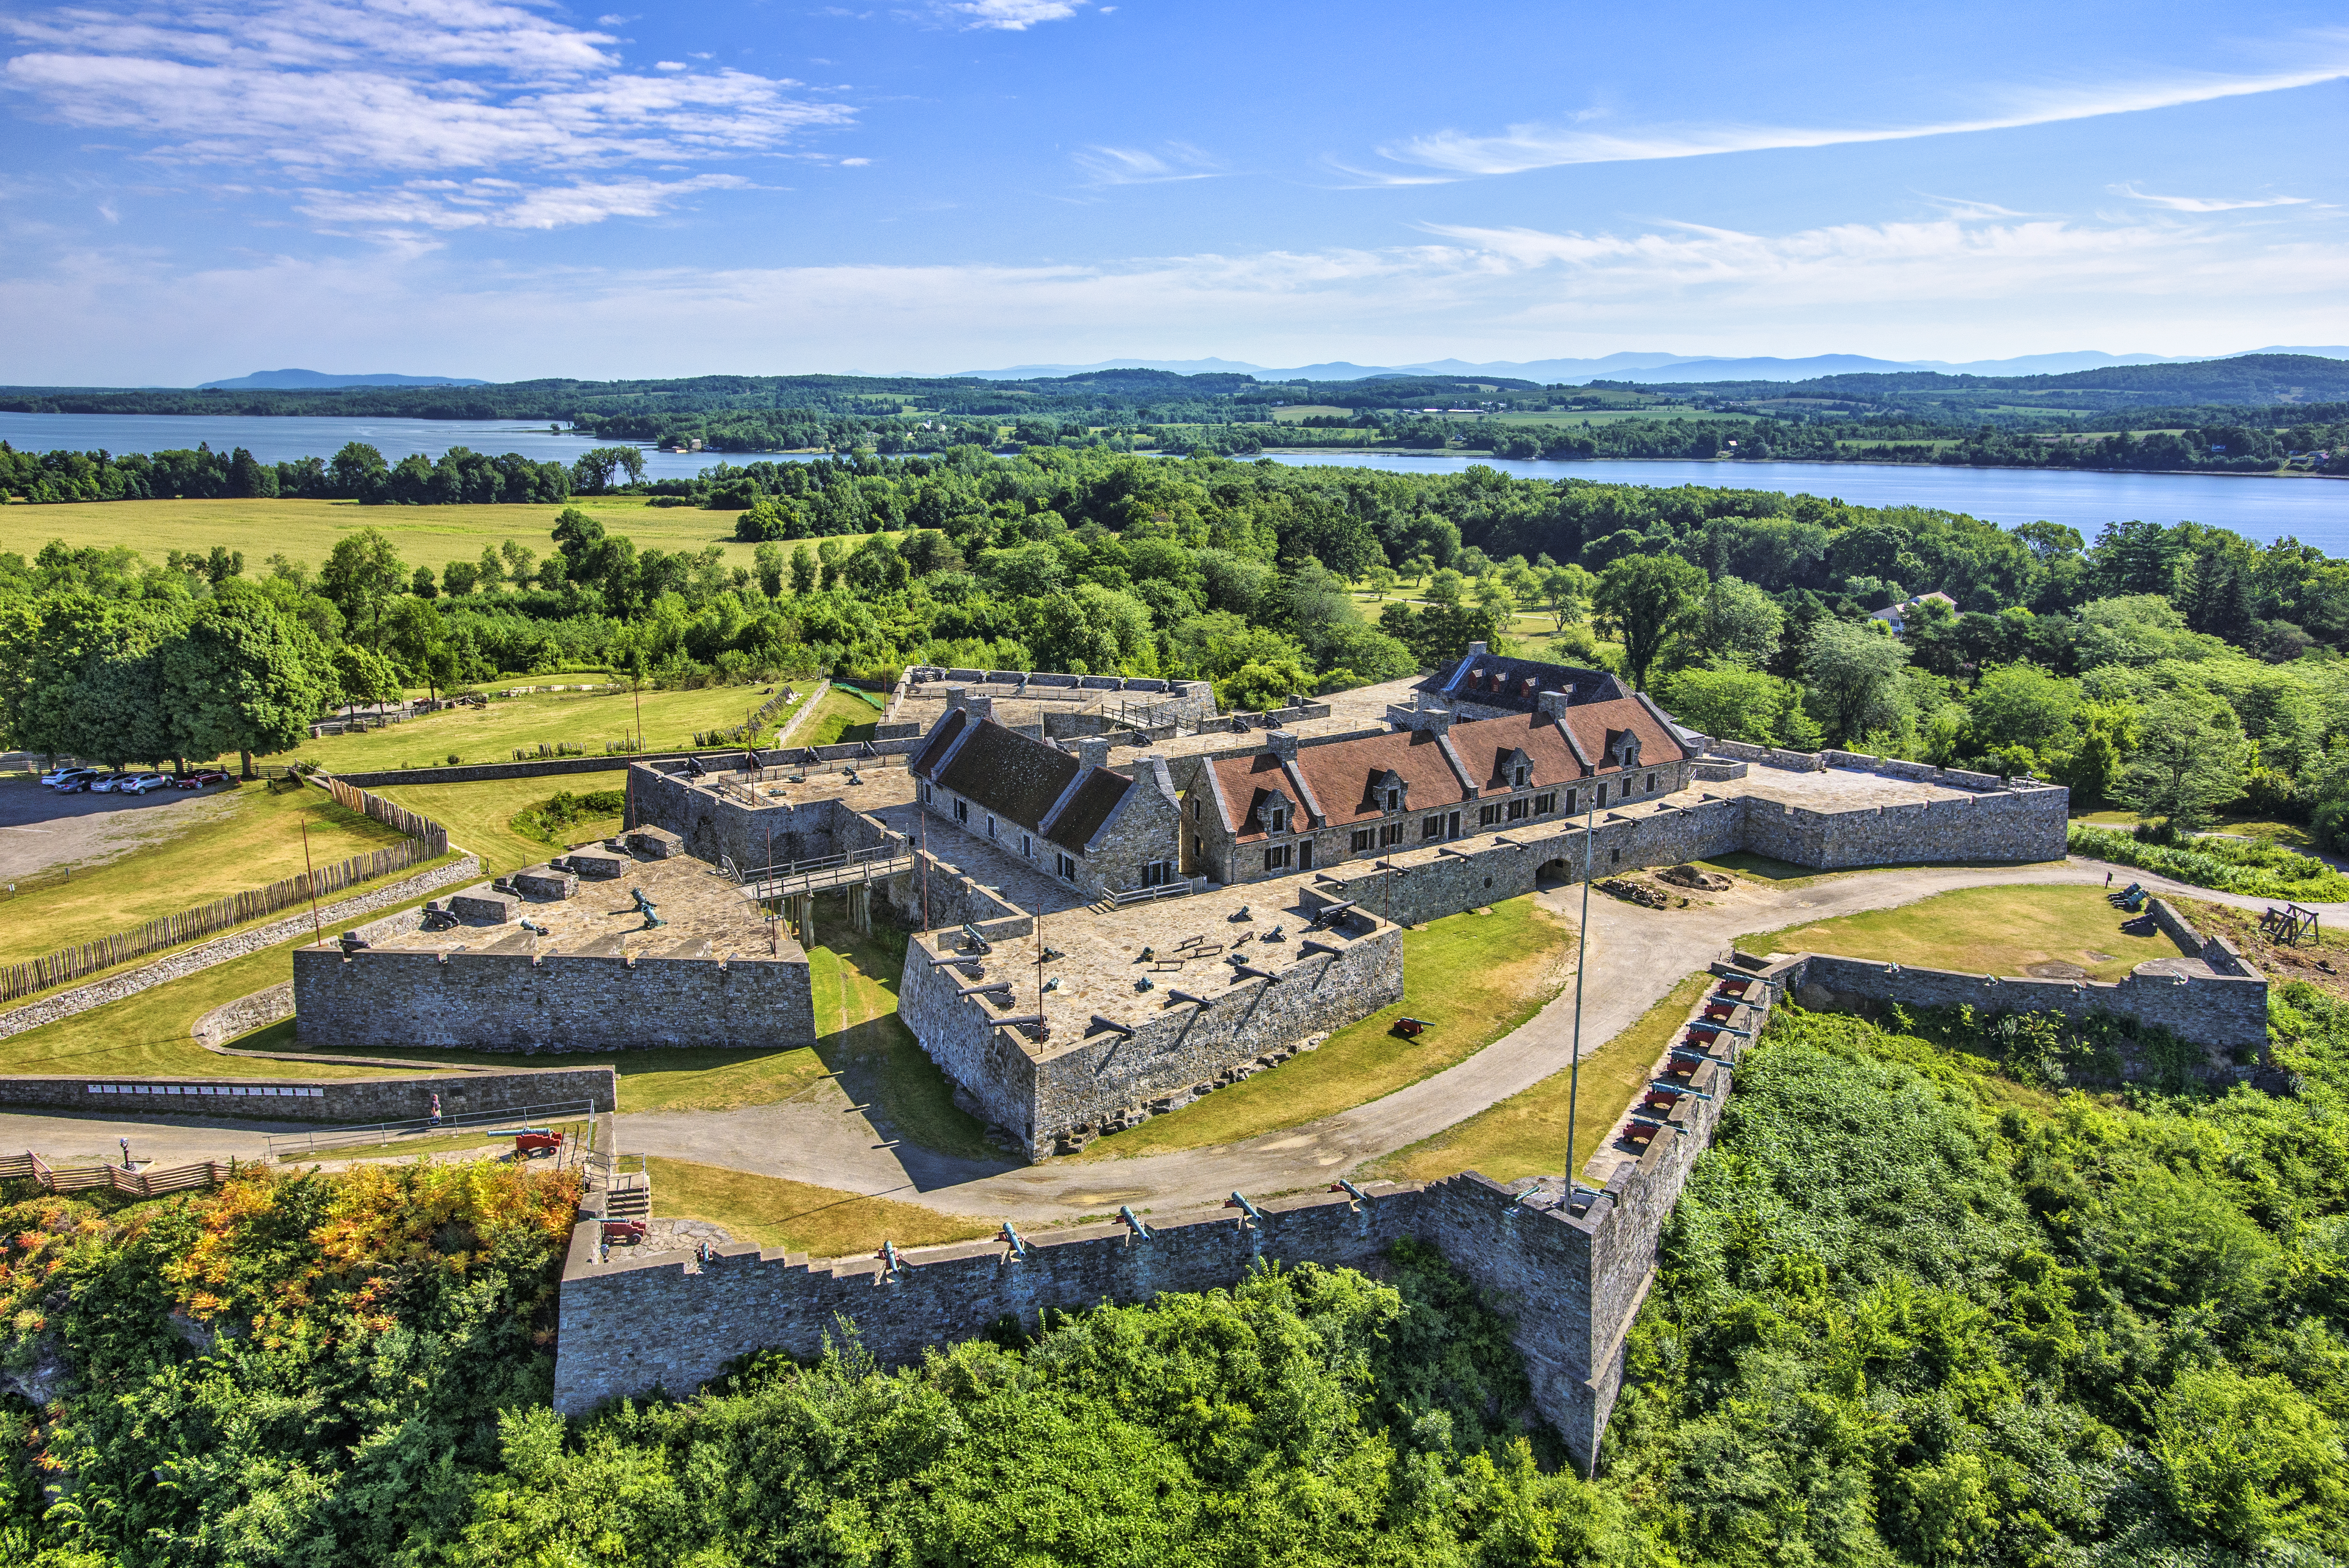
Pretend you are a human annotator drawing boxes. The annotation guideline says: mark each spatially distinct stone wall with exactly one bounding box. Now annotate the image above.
[1787,951,2269,1057]
[0,1064,617,1121]
[293,905,815,1052]
[898,914,1403,1157]
[555,1164,1671,1470]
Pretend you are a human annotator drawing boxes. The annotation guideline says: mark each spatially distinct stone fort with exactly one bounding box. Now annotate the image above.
[287,648,2283,1467]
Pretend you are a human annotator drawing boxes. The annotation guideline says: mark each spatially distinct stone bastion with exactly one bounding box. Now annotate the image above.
[292,838,815,1052]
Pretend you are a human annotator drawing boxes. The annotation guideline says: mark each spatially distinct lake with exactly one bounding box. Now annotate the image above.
[5,410,2344,552]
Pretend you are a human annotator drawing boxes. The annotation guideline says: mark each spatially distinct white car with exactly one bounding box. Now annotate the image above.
[121,774,168,795]
[38,767,82,786]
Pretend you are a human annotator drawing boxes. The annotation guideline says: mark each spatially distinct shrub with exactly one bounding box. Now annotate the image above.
[2067,822,2349,900]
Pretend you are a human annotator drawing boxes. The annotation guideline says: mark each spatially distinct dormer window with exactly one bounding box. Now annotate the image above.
[1513,765,1529,789]
[1270,805,1289,834]
[1385,788,1400,811]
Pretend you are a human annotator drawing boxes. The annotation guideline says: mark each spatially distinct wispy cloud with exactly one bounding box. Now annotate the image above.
[1366,59,2349,178]
[297,174,754,233]
[2110,182,2313,212]
[0,0,846,232]
[943,0,1089,30]
[1072,143,1222,185]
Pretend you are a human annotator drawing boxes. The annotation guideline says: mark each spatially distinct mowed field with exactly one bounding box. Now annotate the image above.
[1754,884,2179,982]
[0,496,770,575]
[281,683,809,772]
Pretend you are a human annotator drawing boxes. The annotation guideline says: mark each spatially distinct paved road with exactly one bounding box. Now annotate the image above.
[3,856,2320,1227]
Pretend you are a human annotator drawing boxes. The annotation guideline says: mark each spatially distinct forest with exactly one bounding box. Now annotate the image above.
[11,444,2349,848]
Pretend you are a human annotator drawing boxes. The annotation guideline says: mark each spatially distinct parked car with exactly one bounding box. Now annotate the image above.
[89,773,134,793]
[121,774,168,795]
[172,770,233,790]
[48,770,97,792]
[38,767,80,787]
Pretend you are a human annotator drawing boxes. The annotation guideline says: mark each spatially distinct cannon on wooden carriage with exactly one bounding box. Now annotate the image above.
[512,1130,564,1159]
[601,1219,648,1245]
[1391,1016,1432,1039]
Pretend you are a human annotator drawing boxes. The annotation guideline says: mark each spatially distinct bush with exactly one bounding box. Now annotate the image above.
[509,788,628,843]
[2067,821,2349,900]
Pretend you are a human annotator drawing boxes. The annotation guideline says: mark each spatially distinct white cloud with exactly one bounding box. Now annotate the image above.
[1072,143,1222,185]
[296,173,752,233]
[0,0,848,233]
[1368,59,2349,178]
[655,61,685,72]
[945,0,1088,30]
[2110,182,2313,212]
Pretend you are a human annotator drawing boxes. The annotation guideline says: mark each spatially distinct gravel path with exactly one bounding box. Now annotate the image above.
[0,776,242,883]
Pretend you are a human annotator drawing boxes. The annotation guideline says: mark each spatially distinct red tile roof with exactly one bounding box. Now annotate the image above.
[1207,697,1686,838]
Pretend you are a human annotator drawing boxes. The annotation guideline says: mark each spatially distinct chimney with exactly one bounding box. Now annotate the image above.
[1076,737,1111,767]
[944,684,968,711]
[1266,730,1299,760]
[1536,689,1571,720]
[1465,640,1489,657]
[966,694,995,723]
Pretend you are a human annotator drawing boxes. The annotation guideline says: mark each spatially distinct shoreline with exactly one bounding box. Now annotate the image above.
[1243,447,2345,481]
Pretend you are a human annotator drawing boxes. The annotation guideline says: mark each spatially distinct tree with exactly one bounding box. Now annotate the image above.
[1651,666,1790,745]
[789,545,818,596]
[1684,574,1783,669]
[330,441,388,497]
[410,565,438,599]
[752,542,786,600]
[441,559,479,596]
[1538,564,1593,632]
[331,645,405,709]
[474,546,506,592]
[385,596,449,701]
[164,580,335,776]
[569,445,646,495]
[1802,618,1912,745]
[1964,662,2078,759]
[498,539,536,589]
[319,528,406,649]
[2124,695,2252,834]
[1593,552,1705,691]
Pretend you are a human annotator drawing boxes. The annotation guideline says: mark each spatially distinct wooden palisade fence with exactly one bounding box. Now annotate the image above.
[0,778,451,1003]
[0,1152,237,1198]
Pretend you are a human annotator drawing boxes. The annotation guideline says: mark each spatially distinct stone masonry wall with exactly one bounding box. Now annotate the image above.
[556,1169,1643,1469]
[1,1064,617,1121]
[293,943,815,1052]
[1790,951,2270,1057]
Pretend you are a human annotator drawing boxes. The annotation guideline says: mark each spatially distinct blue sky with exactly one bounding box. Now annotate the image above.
[2,0,2344,383]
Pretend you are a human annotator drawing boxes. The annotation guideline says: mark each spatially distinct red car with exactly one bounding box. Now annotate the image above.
[171,770,233,790]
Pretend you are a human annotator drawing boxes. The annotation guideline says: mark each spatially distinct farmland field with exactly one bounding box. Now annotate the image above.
[1,496,772,573]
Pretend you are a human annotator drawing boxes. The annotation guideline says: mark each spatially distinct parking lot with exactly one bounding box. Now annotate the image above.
[0,762,244,884]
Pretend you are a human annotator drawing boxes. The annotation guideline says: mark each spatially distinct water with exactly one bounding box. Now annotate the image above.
[1260,451,2349,553]
[5,410,2343,552]
[0,411,732,482]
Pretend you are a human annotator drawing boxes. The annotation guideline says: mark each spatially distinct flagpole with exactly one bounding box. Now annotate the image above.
[1565,779,1595,1203]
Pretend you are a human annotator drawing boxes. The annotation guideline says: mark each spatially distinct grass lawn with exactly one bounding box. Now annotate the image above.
[282,683,804,773]
[647,1156,996,1257]
[371,771,629,873]
[1368,971,1714,1187]
[797,685,884,749]
[1077,896,1574,1160]
[1753,884,2176,981]
[0,496,771,576]
[2071,809,2319,853]
[0,780,416,966]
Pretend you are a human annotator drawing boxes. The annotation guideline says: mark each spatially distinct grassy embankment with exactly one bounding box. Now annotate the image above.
[1747,883,2179,982]
[795,683,885,748]
[1371,969,1714,1186]
[371,771,629,874]
[279,683,809,774]
[0,780,415,966]
[647,1157,995,1257]
[1078,896,1574,1160]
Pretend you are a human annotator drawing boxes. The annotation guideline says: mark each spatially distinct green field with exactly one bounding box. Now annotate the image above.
[796,684,884,749]
[1371,970,1713,1186]
[1079,896,1573,1159]
[372,771,629,873]
[1755,884,2177,981]
[2,495,772,575]
[0,780,421,967]
[281,682,805,773]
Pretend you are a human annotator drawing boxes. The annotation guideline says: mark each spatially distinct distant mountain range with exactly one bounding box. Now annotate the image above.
[197,369,490,390]
[959,347,2349,386]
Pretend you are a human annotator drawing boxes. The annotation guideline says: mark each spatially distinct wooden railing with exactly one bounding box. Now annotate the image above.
[0,1152,237,1198]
